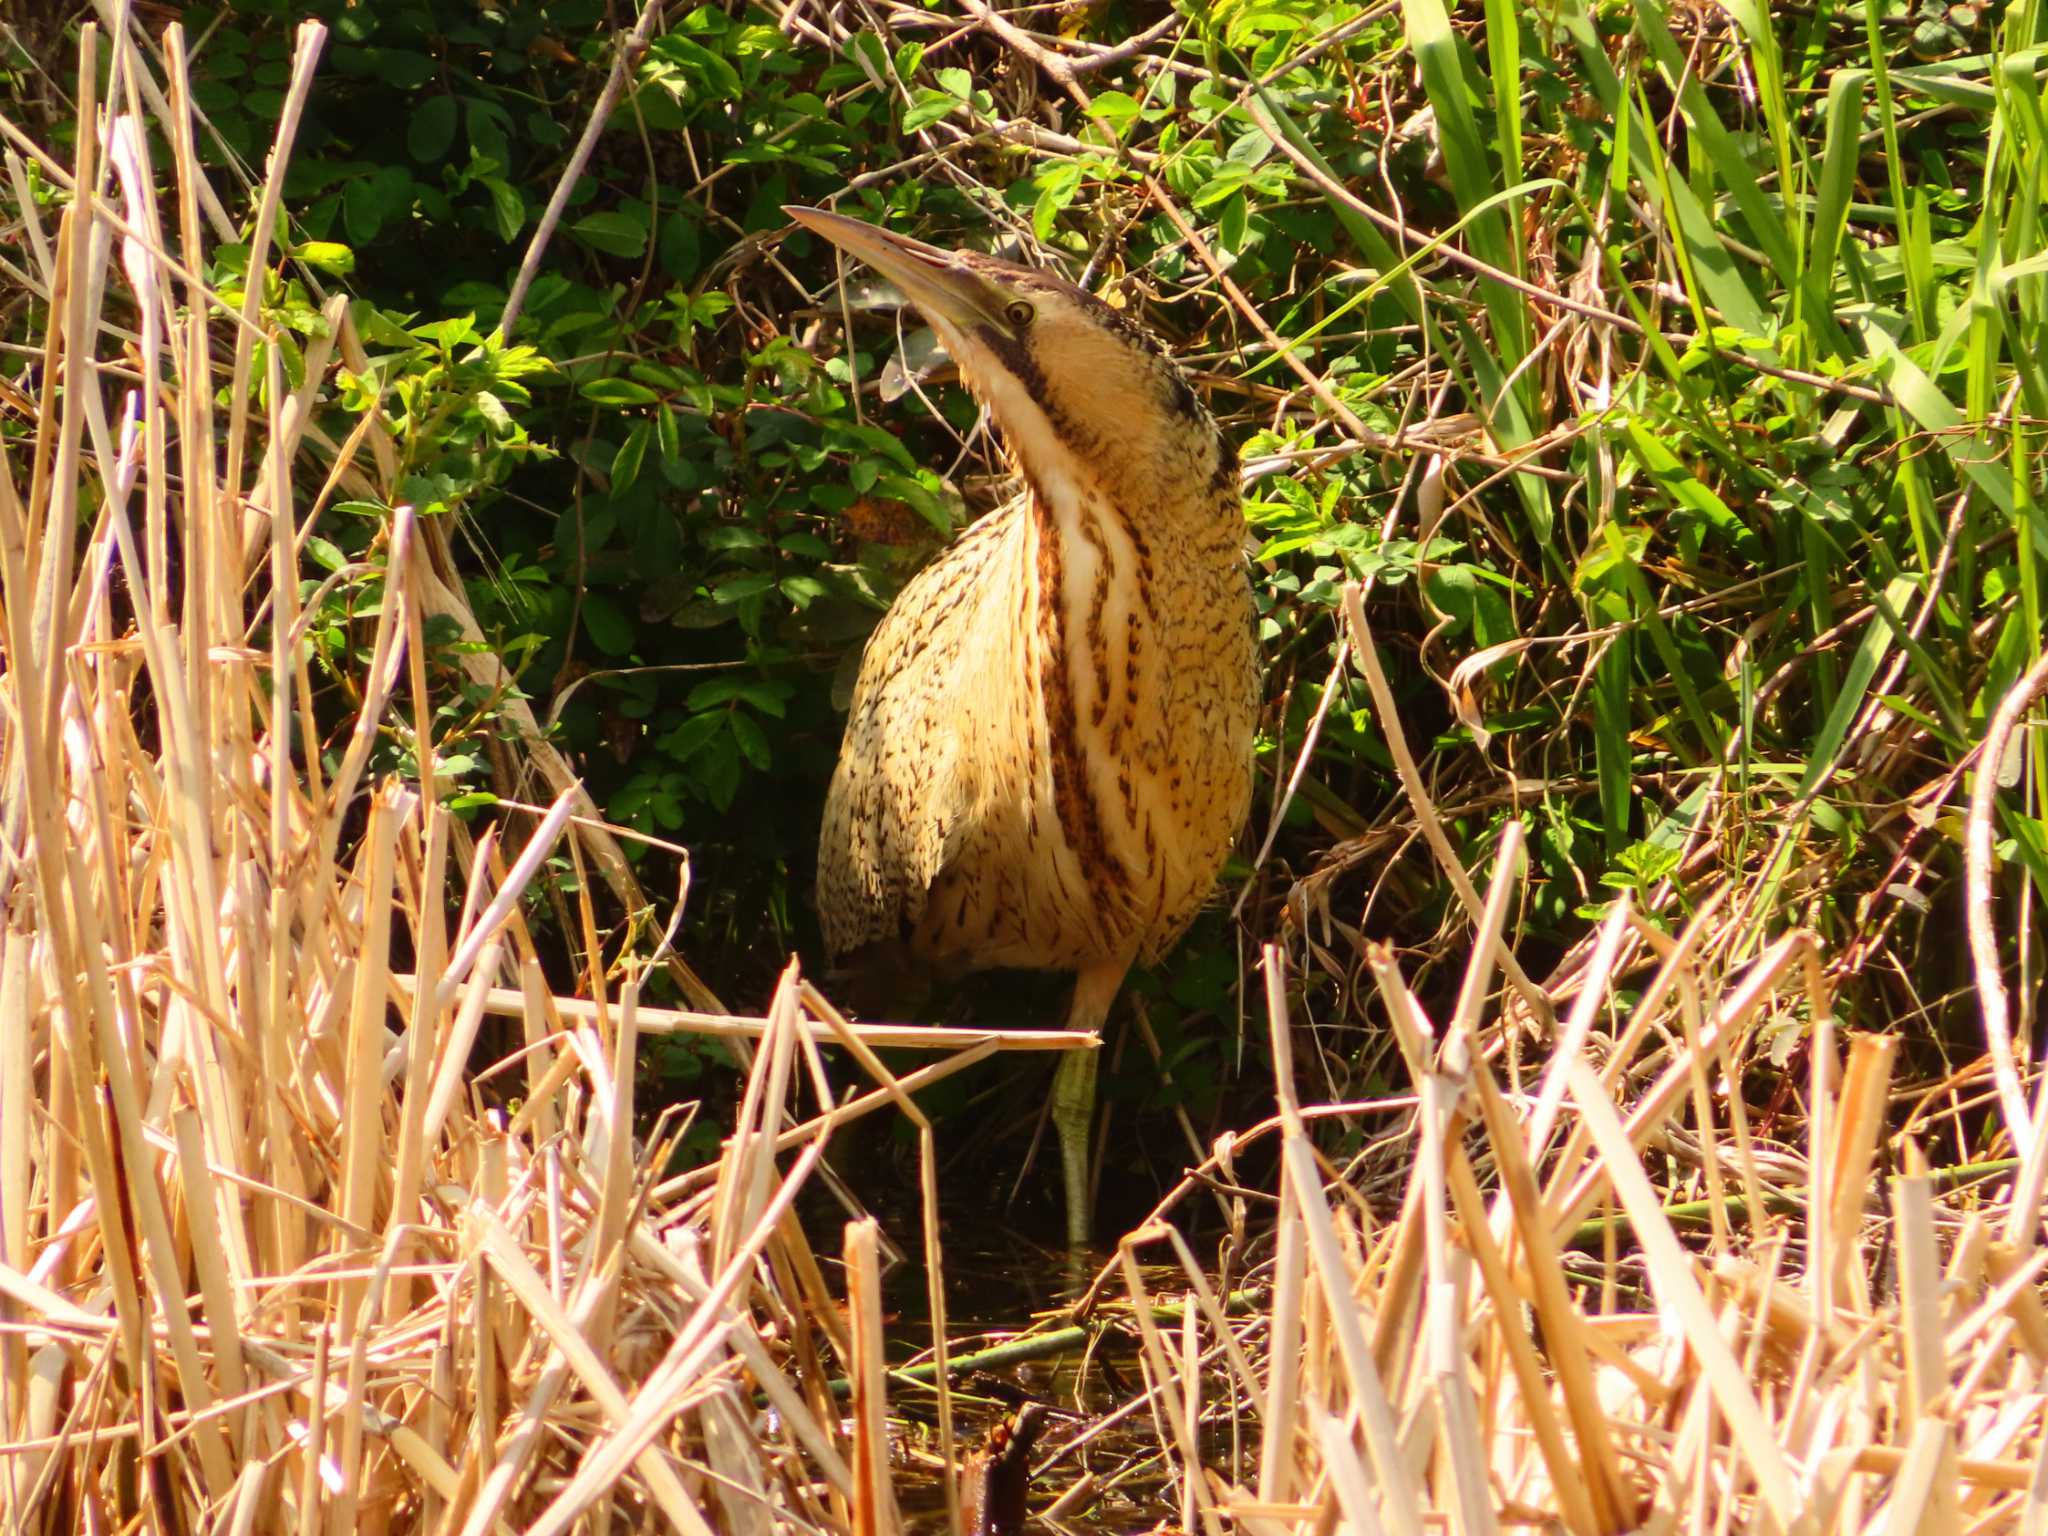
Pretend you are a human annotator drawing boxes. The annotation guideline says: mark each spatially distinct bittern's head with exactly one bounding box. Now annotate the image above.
[786,205,1234,517]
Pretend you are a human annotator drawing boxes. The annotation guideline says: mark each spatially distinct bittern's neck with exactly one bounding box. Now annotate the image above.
[1019,457,1240,564]
[976,376,1241,556]
[1013,429,1242,694]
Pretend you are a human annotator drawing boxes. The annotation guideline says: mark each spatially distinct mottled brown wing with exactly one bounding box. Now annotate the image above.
[815,532,990,960]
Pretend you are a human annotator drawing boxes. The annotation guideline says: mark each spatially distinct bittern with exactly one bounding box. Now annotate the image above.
[790,205,1258,1249]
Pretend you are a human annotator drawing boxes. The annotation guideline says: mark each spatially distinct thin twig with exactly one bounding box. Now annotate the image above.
[1966,648,2048,1148]
[1342,583,1555,1027]
[500,0,667,339]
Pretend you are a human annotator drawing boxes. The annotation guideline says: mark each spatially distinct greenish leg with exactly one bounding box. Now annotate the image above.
[1053,959,1129,1254]
[1051,1046,1098,1253]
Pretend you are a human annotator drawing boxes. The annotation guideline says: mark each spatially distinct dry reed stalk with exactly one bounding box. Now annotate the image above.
[1099,597,2048,1536]
[0,27,977,1535]
[845,1218,900,1536]
[388,976,1098,1052]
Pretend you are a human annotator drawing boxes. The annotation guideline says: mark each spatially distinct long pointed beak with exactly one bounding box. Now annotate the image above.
[785,205,1008,336]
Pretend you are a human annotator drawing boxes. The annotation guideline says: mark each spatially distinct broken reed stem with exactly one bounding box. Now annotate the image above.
[11,14,2048,1536]
[1123,816,2045,1534]
[846,1218,900,1536]
[390,974,1099,1051]
[1342,582,1555,1029]
[0,28,936,1536]
[1965,646,2048,1153]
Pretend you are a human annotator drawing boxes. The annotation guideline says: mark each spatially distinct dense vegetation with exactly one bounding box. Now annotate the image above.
[4,0,2044,1222]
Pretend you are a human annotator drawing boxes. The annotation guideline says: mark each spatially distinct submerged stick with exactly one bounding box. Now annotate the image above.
[809,1289,1265,1400]
[1565,1158,2023,1246]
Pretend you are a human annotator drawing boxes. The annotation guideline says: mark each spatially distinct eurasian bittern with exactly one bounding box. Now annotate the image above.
[789,205,1258,1249]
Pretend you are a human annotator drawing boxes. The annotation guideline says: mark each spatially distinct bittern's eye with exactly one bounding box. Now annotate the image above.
[1003,299,1036,329]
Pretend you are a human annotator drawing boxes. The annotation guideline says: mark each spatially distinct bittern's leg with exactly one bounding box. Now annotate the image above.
[1052,960,1130,1252]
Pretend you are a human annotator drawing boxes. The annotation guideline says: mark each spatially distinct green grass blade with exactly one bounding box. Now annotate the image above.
[1795,575,1921,798]
[1399,0,1532,363]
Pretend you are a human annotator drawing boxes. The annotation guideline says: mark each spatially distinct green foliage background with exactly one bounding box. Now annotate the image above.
[5,0,2045,1217]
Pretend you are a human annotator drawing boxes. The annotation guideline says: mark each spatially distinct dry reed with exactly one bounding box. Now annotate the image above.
[0,21,1098,1533]
[8,15,2048,1536]
[1089,821,2048,1535]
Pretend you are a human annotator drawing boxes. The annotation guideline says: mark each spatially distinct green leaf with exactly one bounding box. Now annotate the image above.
[1631,0,1816,338]
[704,526,769,552]
[714,571,778,604]
[780,574,827,609]
[1191,161,1253,208]
[1804,68,1866,328]
[571,210,649,259]
[407,94,459,162]
[411,313,480,347]
[1216,191,1248,252]
[729,709,771,770]
[442,280,504,309]
[375,48,435,89]
[293,241,354,276]
[1796,576,1921,799]
[1855,316,2016,521]
[902,87,959,131]
[342,165,413,245]
[645,34,743,100]
[581,593,635,657]
[466,98,511,168]
[737,682,792,717]
[481,178,523,242]
[579,377,662,406]
[876,470,956,533]
[695,733,742,811]
[612,421,653,495]
[660,712,724,762]
[1621,419,1761,558]
[1225,125,1273,165]
[687,677,747,710]
[659,212,702,280]
[1032,160,1083,240]
[473,391,513,435]
[1400,0,1518,311]
[1087,90,1145,130]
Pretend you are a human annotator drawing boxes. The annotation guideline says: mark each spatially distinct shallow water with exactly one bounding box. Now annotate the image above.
[881,1228,1214,1536]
